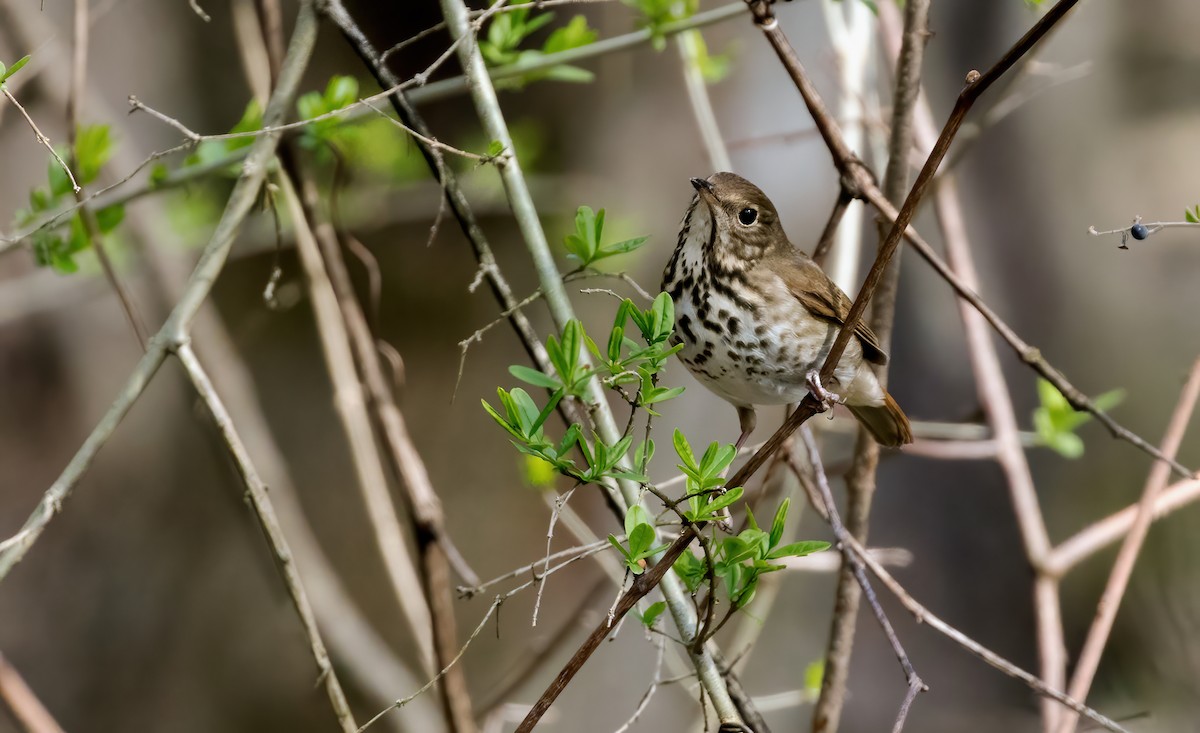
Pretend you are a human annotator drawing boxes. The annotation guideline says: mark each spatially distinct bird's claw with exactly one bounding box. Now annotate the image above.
[806,371,842,413]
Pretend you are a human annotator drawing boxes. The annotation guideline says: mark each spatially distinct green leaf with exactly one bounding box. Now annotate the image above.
[73,124,114,185]
[700,489,744,518]
[48,153,72,198]
[325,75,358,110]
[599,235,649,258]
[624,505,654,539]
[1093,387,1125,413]
[1,54,30,83]
[768,540,831,560]
[543,15,597,54]
[608,533,632,561]
[804,660,825,696]
[95,204,124,233]
[522,454,558,489]
[673,429,698,473]
[639,601,667,627]
[1187,208,1198,224]
[641,385,685,405]
[627,523,656,561]
[509,364,561,389]
[770,499,789,549]
[634,438,655,469]
[672,549,706,592]
[482,395,524,441]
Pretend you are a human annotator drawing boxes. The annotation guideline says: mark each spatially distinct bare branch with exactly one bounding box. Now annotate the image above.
[1056,357,1200,733]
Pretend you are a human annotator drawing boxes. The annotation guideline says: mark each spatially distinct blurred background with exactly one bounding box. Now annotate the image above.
[2,0,1200,731]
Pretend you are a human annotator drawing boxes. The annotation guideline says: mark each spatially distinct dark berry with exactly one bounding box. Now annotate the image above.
[1130,223,1149,240]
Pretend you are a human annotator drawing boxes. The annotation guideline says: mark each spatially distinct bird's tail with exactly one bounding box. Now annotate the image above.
[848,392,912,447]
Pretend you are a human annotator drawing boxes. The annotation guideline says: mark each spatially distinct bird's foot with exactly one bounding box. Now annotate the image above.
[805,371,843,414]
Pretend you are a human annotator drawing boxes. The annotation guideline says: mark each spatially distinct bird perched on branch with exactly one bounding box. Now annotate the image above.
[660,172,912,448]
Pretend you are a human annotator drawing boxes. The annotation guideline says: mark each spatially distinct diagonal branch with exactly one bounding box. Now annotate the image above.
[0,4,361,729]
[176,342,357,733]
[812,1,929,729]
[1056,356,1200,733]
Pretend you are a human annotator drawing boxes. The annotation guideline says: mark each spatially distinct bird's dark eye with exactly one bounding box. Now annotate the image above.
[738,208,758,226]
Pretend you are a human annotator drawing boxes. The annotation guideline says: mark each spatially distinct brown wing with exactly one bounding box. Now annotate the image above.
[776,254,888,365]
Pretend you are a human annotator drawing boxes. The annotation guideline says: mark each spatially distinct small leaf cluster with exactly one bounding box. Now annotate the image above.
[587,293,684,413]
[480,3,597,86]
[159,99,264,183]
[562,206,648,268]
[675,499,829,608]
[609,505,668,575]
[672,430,741,523]
[621,0,697,50]
[1185,204,1200,224]
[296,75,359,149]
[17,124,124,273]
[0,55,30,85]
[484,310,671,486]
[637,600,667,628]
[1033,378,1124,459]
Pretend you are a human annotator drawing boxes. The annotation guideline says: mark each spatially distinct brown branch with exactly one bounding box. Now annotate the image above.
[808,191,852,268]
[812,0,929,728]
[515,525,700,732]
[280,139,477,733]
[1056,357,1200,733]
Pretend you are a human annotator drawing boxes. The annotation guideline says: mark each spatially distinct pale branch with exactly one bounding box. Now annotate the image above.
[2,2,748,252]
[0,651,66,733]
[676,28,732,172]
[886,5,1066,725]
[277,171,436,675]
[0,5,361,729]
[1046,477,1200,577]
[361,538,615,732]
[840,529,1130,733]
[176,342,357,732]
[0,3,436,724]
[280,138,477,730]
[1056,356,1200,733]
[440,0,747,725]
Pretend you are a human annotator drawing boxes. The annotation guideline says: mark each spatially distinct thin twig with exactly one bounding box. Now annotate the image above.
[176,342,357,733]
[839,530,1130,733]
[797,429,926,729]
[362,539,613,731]
[0,86,80,193]
[67,0,150,348]
[2,2,749,252]
[1056,357,1200,733]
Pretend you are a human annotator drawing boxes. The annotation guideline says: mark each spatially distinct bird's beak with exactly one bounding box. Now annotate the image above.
[690,176,715,200]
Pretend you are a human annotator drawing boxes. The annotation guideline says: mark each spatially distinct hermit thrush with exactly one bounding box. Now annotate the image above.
[660,172,912,448]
